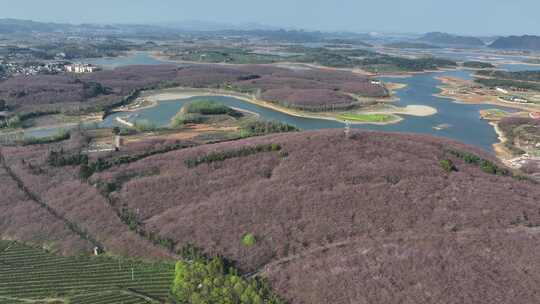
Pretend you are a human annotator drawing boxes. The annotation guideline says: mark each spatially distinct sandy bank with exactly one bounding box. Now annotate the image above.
[147,92,203,102]
[489,121,517,161]
[381,105,437,117]
[141,87,436,126]
[385,82,408,93]
[116,117,134,128]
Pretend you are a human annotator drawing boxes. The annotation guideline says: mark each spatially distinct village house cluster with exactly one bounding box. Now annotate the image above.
[0,61,99,79]
[0,61,67,77]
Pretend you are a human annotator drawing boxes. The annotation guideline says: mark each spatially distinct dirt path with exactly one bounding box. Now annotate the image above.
[249,228,502,278]
[0,295,67,303]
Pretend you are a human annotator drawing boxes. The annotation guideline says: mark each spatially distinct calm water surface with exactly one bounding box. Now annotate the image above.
[103,70,514,151]
[23,53,540,152]
[86,52,173,69]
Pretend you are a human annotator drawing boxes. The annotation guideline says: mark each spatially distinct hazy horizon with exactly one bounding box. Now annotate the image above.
[1,0,539,36]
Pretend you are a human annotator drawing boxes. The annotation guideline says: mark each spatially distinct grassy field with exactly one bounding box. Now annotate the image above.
[479,109,510,121]
[0,241,175,304]
[171,99,237,127]
[338,113,396,123]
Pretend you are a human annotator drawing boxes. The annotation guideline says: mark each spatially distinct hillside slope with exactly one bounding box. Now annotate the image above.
[0,136,173,260]
[0,64,386,115]
[85,129,540,304]
[2,130,540,303]
[419,32,485,47]
[489,35,540,51]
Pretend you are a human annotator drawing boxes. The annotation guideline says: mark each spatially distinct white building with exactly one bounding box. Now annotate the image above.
[65,63,97,74]
[496,87,509,94]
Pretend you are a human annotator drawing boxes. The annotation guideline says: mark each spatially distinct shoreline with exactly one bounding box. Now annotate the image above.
[116,117,134,128]
[0,112,103,138]
[432,74,533,162]
[489,121,510,157]
[4,81,424,136]
[229,106,261,118]
[138,87,436,126]
[433,76,527,161]
[435,76,540,112]
[150,51,459,78]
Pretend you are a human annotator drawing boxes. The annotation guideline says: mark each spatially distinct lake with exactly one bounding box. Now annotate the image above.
[102,69,515,151]
[21,52,540,152]
[86,52,173,69]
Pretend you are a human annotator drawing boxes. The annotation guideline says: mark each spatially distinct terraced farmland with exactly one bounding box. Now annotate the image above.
[0,241,175,304]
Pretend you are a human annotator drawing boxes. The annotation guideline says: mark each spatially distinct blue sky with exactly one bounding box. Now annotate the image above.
[0,0,539,35]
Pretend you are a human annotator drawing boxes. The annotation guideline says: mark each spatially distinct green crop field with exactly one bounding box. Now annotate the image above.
[481,109,510,120]
[0,241,175,304]
[339,113,396,123]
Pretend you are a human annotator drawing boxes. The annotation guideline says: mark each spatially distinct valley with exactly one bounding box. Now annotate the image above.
[1,16,540,304]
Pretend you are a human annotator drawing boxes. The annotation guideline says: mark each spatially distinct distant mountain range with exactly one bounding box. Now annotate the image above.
[0,18,376,44]
[157,20,281,32]
[489,35,540,51]
[416,32,540,51]
[383,42,441,49]
[0,18,73,33]
[419,32,485,47]
[0,18,299,36]
[2,19,540,50]
[0,18,178,36]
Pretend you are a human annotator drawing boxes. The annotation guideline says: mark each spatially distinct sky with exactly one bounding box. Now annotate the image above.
[0,0,539,36]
